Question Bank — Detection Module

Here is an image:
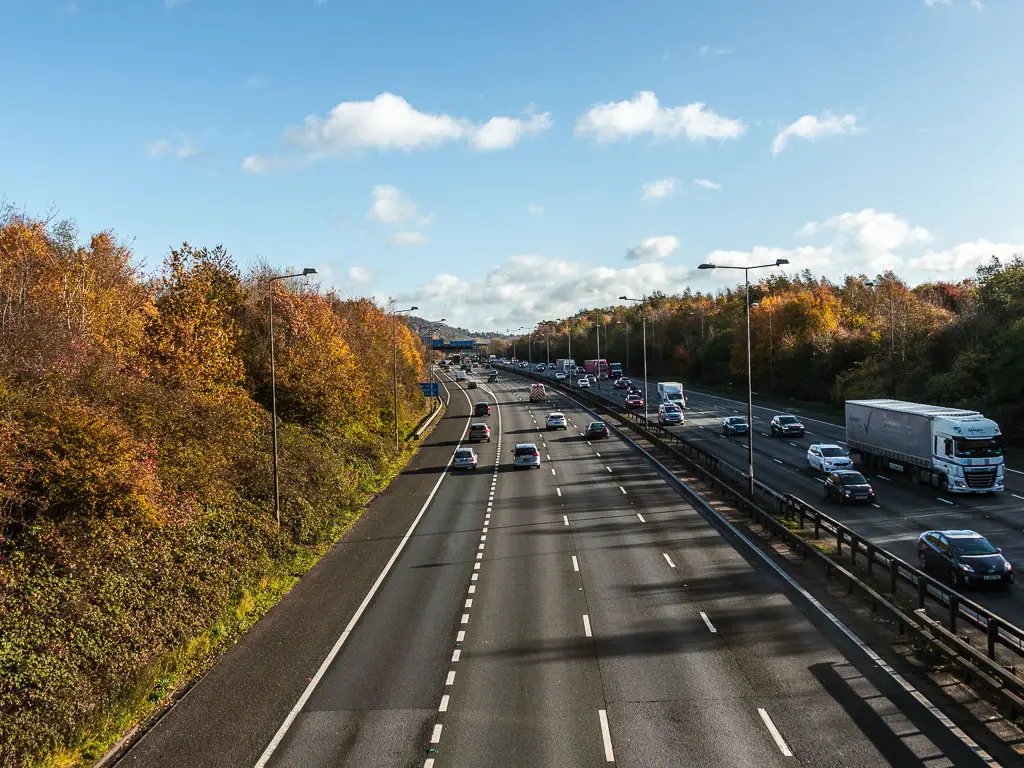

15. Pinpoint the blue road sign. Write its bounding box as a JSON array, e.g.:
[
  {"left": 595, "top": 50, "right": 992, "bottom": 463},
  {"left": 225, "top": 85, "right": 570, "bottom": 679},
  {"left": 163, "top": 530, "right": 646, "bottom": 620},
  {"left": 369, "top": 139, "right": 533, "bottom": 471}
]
[{"left": 419, "top": 382, "right": 440, "bottom": 397}]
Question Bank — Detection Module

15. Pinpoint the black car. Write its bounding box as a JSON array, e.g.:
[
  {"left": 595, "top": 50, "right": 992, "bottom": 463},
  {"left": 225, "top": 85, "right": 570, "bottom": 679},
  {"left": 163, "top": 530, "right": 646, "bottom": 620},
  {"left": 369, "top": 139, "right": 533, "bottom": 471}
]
[
  {"left": 770, "top": 414, "right": 805, "bottom": 438},
  {"left": 918, "top": 529, "right": 1013, "bottom": 587},
  {"left": 474, "top": 401, "right": 490, "bottom": 417},
  {"left": 586, "top": 421, "right": 610, "bottom": 439},
  {"left": 722, "top": 416, "right": 749, "bottom": 436},
  {"left": 823, "top": 470, "right": 875, "bottom": 504}
]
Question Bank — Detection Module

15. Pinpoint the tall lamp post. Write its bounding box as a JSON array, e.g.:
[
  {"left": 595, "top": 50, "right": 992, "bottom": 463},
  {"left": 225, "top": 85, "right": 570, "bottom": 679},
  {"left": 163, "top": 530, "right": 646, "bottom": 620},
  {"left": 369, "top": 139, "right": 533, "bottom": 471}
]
[
  {"left": 617, "top": 320, "right": 629, "bottom": 375},
  {"left": 269, "top": 267, "right": 318, "bottom": 525},
  {"left": 865, "top": 280, "right": 898, "bottom": 398},
  {"left": 393, "top": 304, "right": 419, "bottom": 449},
  {"left": 698, "top": 259, "right": 789, "bottom": 498},
  {"left": 619, "top": 295, "right": 649, "bottom": 419},
  {"left": 430, "top": 317, "right": 447, "bottom": 408}
]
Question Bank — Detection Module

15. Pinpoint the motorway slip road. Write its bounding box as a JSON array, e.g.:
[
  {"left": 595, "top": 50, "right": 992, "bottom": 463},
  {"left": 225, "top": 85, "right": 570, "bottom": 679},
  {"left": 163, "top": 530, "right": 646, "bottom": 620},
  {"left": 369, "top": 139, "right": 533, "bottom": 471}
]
[{"left": 120, "top": 367, "right": 1000, "bottom": 767}]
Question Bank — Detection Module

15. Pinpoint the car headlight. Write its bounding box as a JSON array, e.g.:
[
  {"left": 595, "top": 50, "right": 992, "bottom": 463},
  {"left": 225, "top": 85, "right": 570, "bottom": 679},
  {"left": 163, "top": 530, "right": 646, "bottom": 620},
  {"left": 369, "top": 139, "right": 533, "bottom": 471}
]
[
  {"left": 1005, "top": 562, "right": 1013, "bottom": 572},
  {"left": 961, "top": 563, "right": 974, "bottom": 573}
]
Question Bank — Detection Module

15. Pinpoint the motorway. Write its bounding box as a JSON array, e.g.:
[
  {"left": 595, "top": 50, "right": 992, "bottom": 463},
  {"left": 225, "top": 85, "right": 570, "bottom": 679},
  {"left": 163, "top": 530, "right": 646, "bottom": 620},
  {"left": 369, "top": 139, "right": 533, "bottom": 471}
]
[
  {"left": 526, "top": 364, "right": 1024, "bottom": 630},
  {"left": 120, "top": 362, "right": 1004, "bottom": 767}
]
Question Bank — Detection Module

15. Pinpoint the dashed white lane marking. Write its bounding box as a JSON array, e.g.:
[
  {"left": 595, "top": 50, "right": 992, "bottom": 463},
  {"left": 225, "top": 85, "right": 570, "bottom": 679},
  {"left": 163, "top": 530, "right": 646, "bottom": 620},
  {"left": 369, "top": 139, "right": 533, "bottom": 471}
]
[
  {"left": 606, "top": 467, "right": 613, "bottom": 473},
  {"left": 583, "top": 614, "right": 593, "bottom": 637},
  {"left": 474, "top": 562, "right": 481, "bottom": 570},
  {"left": 451, "top": 649, "right": 461, "bottom": 662},
  {"left": 468, "top": 584, "right": 476, "bottom": 594},
  {"left": 476, "top": 552, "right": 483, "bottom": 560},
  {"left": 464, "top": 598, "right": 473, "bottom": 608},
  {"left": 478, "top": 544, "right": 485, "bottom": 551},
  {"left": 758, "top": 708, "right": 793, "bottom": 757},
  {"left": 872, "top": 503, "right": 881, "bottom": 508},
  {"left": 457, "top": 630, "right": 466, "bottom": 642},
  {"left": 471, "top": 572, "right": 478, "bottom": 582},
  {"left": 439, "top": 695, "right": 450, "bottom": 712},
  {"left": 598, "top": 709, "right": 615, "bottom": 762},
  {"left": 700, "top": 611, "right": 718, "bottom": 633},
  {"left": 445, "top": 671, "right": 456, "bottom": 685},
  {"left": 461, "top": 613, "right": 470, "bottom": 624},
  {"left": 773, "top": 458, "right": 783, "bottom": 465},
  {"left": 636, "top": 512, "right": 646, "bottom": 523},
  {"left": 551, "top": 467, "right": 556, "bottom": 475},
  {"left": 547, "top": 454, "right": 551, "bottom": 460},
  {"left": 563, "top": 514, "right": 570, "bottom": 526},
  {"left": 663, "top": 553, "right": 677, "bottom": 569},
  {"left": 430, "top": 724, "right": 443, "bottom": 744},
  {"left": 595, "top": 451, "right": 601, "bottom": 457},
  {"left": 619, "top": 486, "right": 626, "bottom": 494},
  {"left": 789, "top": 442, "right": 798, "bottom": 448},
  {"left": 557, "top": 487, "right": 562, "bottom": 497},
  {"left": 877, "top": 474, "right": 891, "bottom": 481},
  {"left": 572, "top": 555, "right": 580, "bottom": 572},
  {"left": 937, "top": 497, "right": 954, "bottom": 505}
]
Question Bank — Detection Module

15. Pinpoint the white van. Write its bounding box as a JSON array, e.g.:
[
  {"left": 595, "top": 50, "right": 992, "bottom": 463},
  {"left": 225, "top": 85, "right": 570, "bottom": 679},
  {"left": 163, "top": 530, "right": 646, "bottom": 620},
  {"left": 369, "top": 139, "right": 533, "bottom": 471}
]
[{"left": 455, "top": 370, "right": 466, "bottom": 381}]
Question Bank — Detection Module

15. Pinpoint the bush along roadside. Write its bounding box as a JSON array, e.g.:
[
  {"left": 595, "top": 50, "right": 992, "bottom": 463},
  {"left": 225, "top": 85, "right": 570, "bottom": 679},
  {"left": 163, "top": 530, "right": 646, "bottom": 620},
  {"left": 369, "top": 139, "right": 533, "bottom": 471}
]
[{"left": 0, "top": 212, "right": 430, "bottom": 767}]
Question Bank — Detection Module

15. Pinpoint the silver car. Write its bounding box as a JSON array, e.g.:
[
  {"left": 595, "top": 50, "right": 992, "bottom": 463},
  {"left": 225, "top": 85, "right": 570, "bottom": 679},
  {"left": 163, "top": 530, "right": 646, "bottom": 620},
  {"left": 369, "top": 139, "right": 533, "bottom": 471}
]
[
  {"left": 807, "top": 444, "right": 854, "bottom": 473},
  {"left": 513, "top": 443, "right": 541, "bottom": 469},
  {"left": 453, "top": 447, "right": 478, "bottom": 470}
]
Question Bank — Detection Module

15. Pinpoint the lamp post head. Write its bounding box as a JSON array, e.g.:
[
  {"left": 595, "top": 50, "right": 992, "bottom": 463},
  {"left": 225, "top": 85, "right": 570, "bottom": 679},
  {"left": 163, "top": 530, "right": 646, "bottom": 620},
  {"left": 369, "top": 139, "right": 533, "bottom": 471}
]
[
  {"left": 618, "top": 295, "right": 627, "bottom": 300},
  {"left": 698, "top": 263, "right": 715, "bottom": 270},
  {"left": 411, "top": 306, "right": 419, "bottom": 311},
  {"left": 302, "top": 267, "right": 317, "bottom": 276},
  {"left": 775, "top": 259, "right": 789, "bottom": 266}
]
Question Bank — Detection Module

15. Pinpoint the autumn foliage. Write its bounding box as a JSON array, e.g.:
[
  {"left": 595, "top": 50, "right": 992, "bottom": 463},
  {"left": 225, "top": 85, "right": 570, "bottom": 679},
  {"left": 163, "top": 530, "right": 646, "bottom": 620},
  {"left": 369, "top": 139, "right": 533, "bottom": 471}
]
[
  {"left": 0, "top": 212, "right": 427, "bottom": 765},
  {"left": 506, "top": 263, "right": 1024, "bottom": 434}
]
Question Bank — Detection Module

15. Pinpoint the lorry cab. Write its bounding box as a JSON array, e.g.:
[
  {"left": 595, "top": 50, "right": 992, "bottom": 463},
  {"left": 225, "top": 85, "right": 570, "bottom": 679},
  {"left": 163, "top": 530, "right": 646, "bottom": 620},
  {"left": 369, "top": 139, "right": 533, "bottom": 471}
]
[{"left": 932, "top": 414, "right": 1004, "bottom": 492}]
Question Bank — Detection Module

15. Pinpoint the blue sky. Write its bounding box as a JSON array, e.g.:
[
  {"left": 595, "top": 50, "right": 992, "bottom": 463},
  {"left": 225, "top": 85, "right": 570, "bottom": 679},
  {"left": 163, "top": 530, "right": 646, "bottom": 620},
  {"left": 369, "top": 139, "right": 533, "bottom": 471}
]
[{"left": 2, "top": 0, "right": 1022, "bottom": 331}]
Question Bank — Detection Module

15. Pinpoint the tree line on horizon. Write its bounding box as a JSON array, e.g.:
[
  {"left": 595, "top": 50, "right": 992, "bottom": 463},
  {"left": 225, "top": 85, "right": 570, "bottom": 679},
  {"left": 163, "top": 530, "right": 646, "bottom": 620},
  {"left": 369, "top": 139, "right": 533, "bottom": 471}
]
[
  {"left": 0, "top": 210, "right": 428, "bottom": 765},
  {"left": 494, "top": 260, "right": 1024, "bottom": 430}
]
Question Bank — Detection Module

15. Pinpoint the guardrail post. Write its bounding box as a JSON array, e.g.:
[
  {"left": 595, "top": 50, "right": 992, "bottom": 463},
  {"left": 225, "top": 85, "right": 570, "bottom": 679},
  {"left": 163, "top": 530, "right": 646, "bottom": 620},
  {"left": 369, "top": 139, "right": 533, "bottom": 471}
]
[
  {"left": 987, "top": 617, "right": 998, "bottom": 659},
  {"left": 814, "top": 516, "right": 821, "bottom": 539},
  {"left": 836, "top": 529, "right": 842, "bottom": 555},
  {"left": 918, "top": 577, "right": 927, "bottom": 609},
  {"left": 866, "top": 544, "right": 874, "bottom": 578},
  {"left": 947, "top": 593, "right": 958, "bottom": 633},
  {"left": 797, "top": 504, "right": 805, "bottom": 530},
  {"left": 849, "top": 534, "right": 857, "bottom": 566},
  {"left": 889, "top": 560, "right": 898, "bottom": 594}
]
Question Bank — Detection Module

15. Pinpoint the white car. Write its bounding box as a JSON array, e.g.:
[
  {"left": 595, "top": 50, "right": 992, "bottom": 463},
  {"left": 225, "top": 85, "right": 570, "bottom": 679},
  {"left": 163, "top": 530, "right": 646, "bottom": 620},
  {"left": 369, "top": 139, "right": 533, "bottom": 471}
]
[
  {"left": 658, "top": 405, "right": 683, "bottom": 425},
  {"left": 807, "top": 444, "right": 854, "bottom": 473},
  {"left": 576, "top": 377, "right": 591, "bottom": 388},
  {"left": 545, "top": 412, "right": 568, "bottom": 430},
  {"left": 555, "top": 372, "right": 566, "bottom": 380}
]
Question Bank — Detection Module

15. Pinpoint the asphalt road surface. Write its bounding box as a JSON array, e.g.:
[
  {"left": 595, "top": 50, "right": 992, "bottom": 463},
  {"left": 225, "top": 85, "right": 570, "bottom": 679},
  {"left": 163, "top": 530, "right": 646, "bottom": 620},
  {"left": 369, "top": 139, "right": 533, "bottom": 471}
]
[{"left": 118, "top": 364, "right": 1002, "bottom": 767}]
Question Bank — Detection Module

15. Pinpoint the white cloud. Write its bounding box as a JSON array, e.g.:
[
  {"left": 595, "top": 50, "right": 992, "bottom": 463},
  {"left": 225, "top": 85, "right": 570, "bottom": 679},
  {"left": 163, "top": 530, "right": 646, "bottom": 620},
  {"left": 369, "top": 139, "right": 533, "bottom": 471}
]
[
  {"left": 367, "top": 185, "right": 430, "bottom": 227},
  {"left": 470, "top": 110, "right": 552, "bottom": 151},
  {"left": 241, "top": 154, "right": 303, "bottom": 174},
  {"left": 699, "top": 45, "right": 735, "bottom": 56},
  {"left": 909, "top": 240, "right": 1021, "bottom": 272},
  {"left": 625, "top": 235, "right": 680, "bottom": 262},
  {"left": 772, "top": 113, "right": 860, "bottom": 155},
  {"left": 278, "top": 92, "right": 550, "bottom": 156},
  {"left": 526, "top": 204, "right": 544, "bottom": 214},
  {"left": 388, "top": 231, "right": 428, "bottom": 246},
  {"left": 642, "top": 178, "right": 676, "bottom": 200},
  {"left": 925, "top": 0, "right": 981, "bottom": 7},
  {"left": 347, "top": 266, "right": 373, "bottom": 283},
  {"left": 694, "top": 178, "right": 721, "bottom": 190},
  {"left": 795, "top": 221, "right": 818, "bottom": 237},
  {"left": 397, "top": 254, "right": 693, "bottom": 328},
  {"left": 574, "top": 91, "right": 746, "bottom": 143},
  {"left": 146, "top": 133, "right": 202, "bottom": 160}
]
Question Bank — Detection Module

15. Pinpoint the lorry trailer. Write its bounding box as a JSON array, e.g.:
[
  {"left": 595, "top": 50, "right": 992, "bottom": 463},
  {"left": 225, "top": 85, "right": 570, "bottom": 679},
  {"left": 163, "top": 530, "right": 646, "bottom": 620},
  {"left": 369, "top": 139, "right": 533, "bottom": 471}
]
[{"left": 845, "top": 399, "right": 1004, "bottom": 493}]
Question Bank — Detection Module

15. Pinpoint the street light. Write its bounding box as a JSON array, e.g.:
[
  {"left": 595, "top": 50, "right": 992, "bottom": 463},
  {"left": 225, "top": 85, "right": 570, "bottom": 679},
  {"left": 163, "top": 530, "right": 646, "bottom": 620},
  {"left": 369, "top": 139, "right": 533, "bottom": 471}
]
[
  {"left": 393, "top": 304, "right": 419, "bottom": 449},
  {"left": 865, "top": 280, "right": 898, "bottom": 397},
  {"left": 616, "top": 320, "right": 629, "bottom": 375},
  {"left": 268, "top": 267, "right": 317, "bottom": 526},
  {"left": 430, "top": 317, "right": 447, "bottom": 409},
  {"left": 698, "top": 258, "right": 789, "bottom": 498},
  {"left": 620, "top": 295, "right": 649, "bottom": 419}
]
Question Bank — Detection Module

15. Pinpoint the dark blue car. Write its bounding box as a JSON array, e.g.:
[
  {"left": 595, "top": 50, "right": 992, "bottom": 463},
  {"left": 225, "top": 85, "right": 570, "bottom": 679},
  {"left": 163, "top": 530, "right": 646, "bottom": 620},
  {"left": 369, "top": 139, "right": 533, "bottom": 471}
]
[{"left": 722, "top": 416, "right": 749, "bottom": 436}]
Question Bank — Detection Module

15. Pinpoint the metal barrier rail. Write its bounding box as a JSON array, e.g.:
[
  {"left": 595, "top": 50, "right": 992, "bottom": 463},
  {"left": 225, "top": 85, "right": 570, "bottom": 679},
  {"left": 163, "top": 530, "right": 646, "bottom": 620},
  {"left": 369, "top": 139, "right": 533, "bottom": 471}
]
[{"left": 512, "top": 367, "right": 1024, "bottom": 668}]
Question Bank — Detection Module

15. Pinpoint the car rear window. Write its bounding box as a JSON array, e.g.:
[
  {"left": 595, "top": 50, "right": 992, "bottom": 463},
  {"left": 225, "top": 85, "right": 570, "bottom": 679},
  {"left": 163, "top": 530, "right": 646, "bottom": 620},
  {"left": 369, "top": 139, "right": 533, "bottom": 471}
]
[
  {"left": 840, "top": 472, "right": 868, "bottom": 485},
  {"left": 515, "top": 445, "right": 537, "bottom": 456},
  {"left": 455, "top": 449, "right": 472, "bottom": 458}
]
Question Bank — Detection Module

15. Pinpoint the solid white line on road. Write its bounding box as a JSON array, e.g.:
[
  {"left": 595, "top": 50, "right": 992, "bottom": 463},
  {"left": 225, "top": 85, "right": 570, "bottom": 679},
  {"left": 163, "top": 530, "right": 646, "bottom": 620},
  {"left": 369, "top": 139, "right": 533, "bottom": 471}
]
[
  {"left": 461, "top": 613, "right": 470, "bottom": 624},
  {"left": 451, "top": 649, "right": 461, "bottom": 662},
  {"left": 620, "top": 486, "right": 627, "bottom": 494},
  {"left": 557, "top": 487, "right": 562, "bottom": 497},
  {"left": 572, "top": 555, "right": 580, "bottom": 572},
  {"left": 563, "top": 514, "right": 570, "bottom": 526},
  {"left": 700, "top": 611, "right": 718, "bottom": 633},
  {"left": 446, "top": 671, "right": 456, "bottom": 685},
  {"left": 937, "top": 497, "right": 954, "bottom": 505},
  {"left": 637, "top": 513, "right": 646, "bottom": 523},
  {"left": 1008, "top": 467, "right": 1024, "bottom": 475},
  {"left": 464, "top": 599, "right": 473, "bottom": 608},
  {"left": 439, "top": 695, "right": 450, "bottom": 712},
  {"left": 663, "top": 553, "right": 676, "bottom": 569},
  {"left": 1013, "top": 494, "right": 1024, "bottom": 501},
  {"left": 457, "top": 630, "right": 465, "bottom": 642},
  {"left": 598, "top": 709, "right": 615, "bottom": 762},
  {"left": 758, "top": 708, "right": 793, "bottom": 757},
  {"left": 583, "top": 614, "right": 593, "bottom": 637},
  {"left": 430, "top": 724, "right": 443, "bottom": 745},
  {"left": 877, "top": 474, "right": 891, "bottom": 481},
  {"left": 773, "top": 458, "right": 784, "bottom": 464}
]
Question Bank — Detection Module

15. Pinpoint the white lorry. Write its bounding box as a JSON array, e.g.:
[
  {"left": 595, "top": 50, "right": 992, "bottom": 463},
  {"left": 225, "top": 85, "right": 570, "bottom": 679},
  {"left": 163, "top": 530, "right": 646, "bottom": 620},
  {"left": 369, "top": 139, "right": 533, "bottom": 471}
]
[
  {"left": 845, "top": 399, "right": 1004, "bottom": 494},
  {"left": 657, "top": 382, "right": 686, "bottom": 409},
  {"left": 455, "top": 370, "right": 466, "bottom": 382}
]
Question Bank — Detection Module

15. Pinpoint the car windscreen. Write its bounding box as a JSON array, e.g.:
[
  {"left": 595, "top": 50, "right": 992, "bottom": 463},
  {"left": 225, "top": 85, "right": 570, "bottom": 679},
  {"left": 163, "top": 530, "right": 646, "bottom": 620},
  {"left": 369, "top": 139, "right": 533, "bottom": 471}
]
[
  {"left": 821, "top": 447, "right": 847, "bottom": 457},
  {"left": 839, "top": 473, "right": 868, "bottom": 486},
  {"left": 726, "top": 417, "right": 747, "bottom": 425},
  {"left": 955, "top": 437, "right": 1003, "bottom": 459},
  {"left": 777, "top": 416, "right": 799, "bottom": 424},
  {"left": 951, "top": 537, "right": 998, "bottom": 556},
  {"left": 515, "top": 446, "right": 536, "bottom": 456},
  {"left": 455, "top": 450, "right": 472, "bottom": 458}
]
